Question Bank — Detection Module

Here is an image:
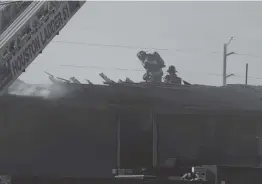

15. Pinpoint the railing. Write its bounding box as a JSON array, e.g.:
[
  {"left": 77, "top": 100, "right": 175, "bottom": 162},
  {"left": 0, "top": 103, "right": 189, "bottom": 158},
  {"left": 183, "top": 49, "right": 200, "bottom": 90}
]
[
  {"left": 0, "top": 1, "right": 85, "bottom": 94},
  {"left": 0, "top": 2, "right": 61, "bottom": 90},
  {"left": 68, "top": 1, "right": 80, "bottom": 14},
  {"left": 0, "top": 2, "right": 32, "bottom": 35},
  {"left": 1, "top": 2, "right": 62, "bottom": 64}
]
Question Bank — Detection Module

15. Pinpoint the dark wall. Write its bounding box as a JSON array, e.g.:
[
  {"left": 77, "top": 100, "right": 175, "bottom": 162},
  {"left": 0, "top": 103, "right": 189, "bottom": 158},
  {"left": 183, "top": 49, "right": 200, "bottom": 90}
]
[
  {"left": 1, "top": 94, "right": 262, "bottom": 178},
  {"left": 119, "top": 112, "right": 152, "bottom": 169},
  {"left": 218, "top": 166, "right": 262, "bottom": 184},
  {"left": 0, "top": 97, "right": 117, "bottom": 178},
  {"left": 157, "top": 114, "right": 260, "bottom": 167}
]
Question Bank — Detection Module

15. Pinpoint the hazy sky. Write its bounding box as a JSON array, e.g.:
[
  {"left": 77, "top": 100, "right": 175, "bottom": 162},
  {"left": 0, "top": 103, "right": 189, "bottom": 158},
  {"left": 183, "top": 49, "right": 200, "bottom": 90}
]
[{"left": 19, "top": 1, "right": 262, "bottom": 86}]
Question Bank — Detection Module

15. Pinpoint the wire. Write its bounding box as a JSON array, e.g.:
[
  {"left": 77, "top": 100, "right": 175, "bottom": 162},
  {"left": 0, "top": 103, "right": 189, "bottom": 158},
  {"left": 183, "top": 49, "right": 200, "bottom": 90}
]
[
  {"left": 234, "top": 53, "right": 262, "bottom": 59},
  {"left": 51, "top": 40, "right": 262, "bottom": 80},
  {"left": 52, "top": 40, "right": 169, "bottom": 51},
  {"left": 59, "top": 64, "right": 262, "bottom": 80},
  {"left": 52, "top": 40, "right": 262, "bottom": 60},
  {"left": 52, "top": 40, "right": 213, "bottom": 53},
  {"left": 60, "top": 64, "right": 144, "bottom": 71}
]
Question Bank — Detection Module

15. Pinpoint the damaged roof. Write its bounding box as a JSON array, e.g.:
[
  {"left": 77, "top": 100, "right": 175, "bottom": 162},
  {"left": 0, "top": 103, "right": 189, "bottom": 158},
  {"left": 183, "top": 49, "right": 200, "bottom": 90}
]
[
  {"left": 5, "top": 78, "right": 262, "bottom": 115},
  {"left": 41, "top": 82, "right": 262, "bottom": 115}
]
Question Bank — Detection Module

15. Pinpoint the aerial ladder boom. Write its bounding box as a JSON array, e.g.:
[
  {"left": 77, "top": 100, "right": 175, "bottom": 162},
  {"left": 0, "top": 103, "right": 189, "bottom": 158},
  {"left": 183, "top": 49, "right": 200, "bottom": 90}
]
[
  {"left": 0, "top": 1, "right": 85, "bottom": 95},
  {"left": 0, "top": 2, "right": 45, "bottom": 57},
  {"left": 0, "top": 1, "right": 32, "bottom": 35}
]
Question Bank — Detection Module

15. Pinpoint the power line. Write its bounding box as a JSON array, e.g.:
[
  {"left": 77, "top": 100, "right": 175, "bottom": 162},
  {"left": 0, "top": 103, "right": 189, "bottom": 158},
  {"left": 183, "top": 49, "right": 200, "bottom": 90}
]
[
  {"left": 59, "top": 64, "right": 262, "bottom": 80},
  {"left": 52, "top": 40, "right": 262, "bottom": 60},
  {"left": 52, "top": 40, "right": 169, "bottom": 51},
  {"left": 51, "top": 40, "right": 262, "bottom": 80},
  {"left": 234, "top": 53, "right": 262, "bottom": 59},
  {"left": 52, "top": 40, "right": 215, "bottom": 53},
  {"left": 60, "top": 64, "right": 144, "bottom": 71}
]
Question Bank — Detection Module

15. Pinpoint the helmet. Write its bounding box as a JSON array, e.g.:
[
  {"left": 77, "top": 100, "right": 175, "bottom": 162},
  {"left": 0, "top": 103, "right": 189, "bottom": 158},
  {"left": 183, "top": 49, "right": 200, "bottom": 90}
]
[
  {"left": 167, "top": 65, "right": 177, "bottom": 73},
  {"left": 137, "top": 51, "right": 147, "bottom": 61}
]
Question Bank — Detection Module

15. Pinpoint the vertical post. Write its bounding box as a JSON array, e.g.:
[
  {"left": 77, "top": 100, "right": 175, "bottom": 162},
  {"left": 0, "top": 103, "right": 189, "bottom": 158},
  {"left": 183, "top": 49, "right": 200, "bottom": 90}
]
[
  {"left": 116, "top": 115, "right": 121, "bottom": 169},
  {"left": 151, "top": 112, "right": 158, "bottom": 168},
  {"left": 245, "top": 63, "right": 248, "bottom": 85},
  {"left": 256, "top": 136, "right": 260, "bottom": 166},
  {"left": 223, "top": 43, "right": 227, "bottom": 86}
]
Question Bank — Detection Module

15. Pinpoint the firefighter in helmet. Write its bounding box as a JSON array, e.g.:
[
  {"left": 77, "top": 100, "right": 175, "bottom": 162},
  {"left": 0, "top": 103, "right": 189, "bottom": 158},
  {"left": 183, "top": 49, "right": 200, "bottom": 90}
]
[
  {"left": 164, "top": 65, "right": 181, "bottom": 84},
  {"left": 137, "top": 51, "right": 165, "bottom": 83}
]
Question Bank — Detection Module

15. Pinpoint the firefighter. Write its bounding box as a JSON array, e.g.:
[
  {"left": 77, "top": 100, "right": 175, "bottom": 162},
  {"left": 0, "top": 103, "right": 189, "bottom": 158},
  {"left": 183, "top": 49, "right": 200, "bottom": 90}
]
[
  {"left": 164, "top": 65, "right": 181, "bottom": 84},
  {"left": 137, "top": 51, "right": 165, "bottom": 83}
]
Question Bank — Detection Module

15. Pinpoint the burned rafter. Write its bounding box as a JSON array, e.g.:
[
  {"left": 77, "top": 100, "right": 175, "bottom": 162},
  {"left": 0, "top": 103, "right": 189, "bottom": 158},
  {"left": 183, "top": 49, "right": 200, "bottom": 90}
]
[
  {"left": 125, "top": 77, "right": 134, "bottom": 83},
  {"left": 70, "top": 77, "right": 82, "bottom": 84},
  {"left": 99, "top": 73, "right": 116, "bottom": 84},
  {"left": 85, "top": 79, "right": 93, "bottom": 85}
]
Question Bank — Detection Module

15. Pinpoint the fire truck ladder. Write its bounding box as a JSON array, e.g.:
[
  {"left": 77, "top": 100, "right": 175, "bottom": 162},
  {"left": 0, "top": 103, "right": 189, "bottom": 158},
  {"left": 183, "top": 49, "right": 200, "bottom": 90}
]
[
  {"left": 0, "top": 1, "right": 33, "bottom": 35},
  {"left": 0, "top": 1, "right": 86, "bottom": 95}
]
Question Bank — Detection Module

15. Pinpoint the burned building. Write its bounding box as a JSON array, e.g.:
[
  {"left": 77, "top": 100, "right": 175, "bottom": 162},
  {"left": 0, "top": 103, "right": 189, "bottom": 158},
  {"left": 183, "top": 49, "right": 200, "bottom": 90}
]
[{"left": 0, "top": 81, "right": 262, "bottom": 181}]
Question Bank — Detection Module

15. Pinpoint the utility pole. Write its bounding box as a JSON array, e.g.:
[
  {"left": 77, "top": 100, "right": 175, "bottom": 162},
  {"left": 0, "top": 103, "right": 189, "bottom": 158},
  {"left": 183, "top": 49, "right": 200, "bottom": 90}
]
[
  {"left": 222, "top": 37, "right": 235, "bottom": 86},
  {"left": 245, "top": 63, "right": 248, "bottom": 85},
  {"left": 151, "top": 112, "right": 158, "bottom": 168},
  {"left": 116, "top": 115, "right": 121, "bottom": 169},
  {"left": 223, "top": 43, "right": 227, "bottom": 86}
]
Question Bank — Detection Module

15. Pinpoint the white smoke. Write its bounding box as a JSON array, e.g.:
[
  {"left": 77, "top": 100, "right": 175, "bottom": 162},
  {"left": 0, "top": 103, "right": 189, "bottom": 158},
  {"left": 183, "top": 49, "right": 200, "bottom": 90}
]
[
  {"left": 8, "top": 79, "right": 52, "bottom": 98},
  {"left": 8, "top": 79, "right": 76, "bottom": 99}
]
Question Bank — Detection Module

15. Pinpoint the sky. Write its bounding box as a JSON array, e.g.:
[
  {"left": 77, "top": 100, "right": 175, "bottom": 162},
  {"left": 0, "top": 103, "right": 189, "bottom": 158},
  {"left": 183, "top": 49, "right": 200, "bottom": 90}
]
[{"left": 19, "top": 1, "right": 262, "bottom": 86}]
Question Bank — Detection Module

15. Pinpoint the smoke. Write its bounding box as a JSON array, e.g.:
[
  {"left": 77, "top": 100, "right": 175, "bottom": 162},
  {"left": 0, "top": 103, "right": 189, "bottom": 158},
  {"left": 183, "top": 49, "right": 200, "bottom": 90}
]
[
  {"left": 8, "top": 80, "right": 51, "bottom": 98},
  {"left": 8, "top": 79, "right": 69, "bottom": 99}
]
